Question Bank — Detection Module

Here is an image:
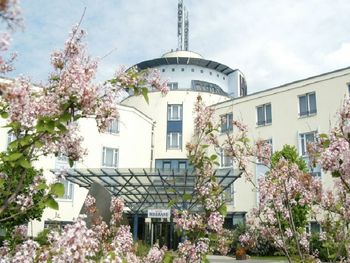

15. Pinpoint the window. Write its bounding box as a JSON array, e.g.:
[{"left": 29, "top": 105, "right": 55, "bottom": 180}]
[
  {"left": 306, "top": 222, "right": 321, "bottom": 234},
  {"left": 220, "top": 149, "right": 233, "bottom": 167},
  {"left": 167, "top": 104, "right": 182, "bottom": 121},
  {"left": 200, "top": 69, "right": 203, "bottom": 73},
  {"left": 167, "top": 132, "right": 182, "bottom": 149},
  {"left": 58, "top": 180, "right": 74, "bottom": 200},
  {"left": 217, "top": 74, "right": 219, "bottom": 77},
  {"left": 209, "top": 72, "right": 212, "bottom": 75},
  {"left": 299, "top": 92, "right": 317, "bottom": 117},
  {"left": 167, "top": 82, "right": 178, "bottom": 90},
  {"left": 172, "top": 68, "right": 175, "bottom": 72},
  {"left": 256, "top": 103, "right": 272, "bottom": 126},
  {"left": 181, "top": 68, "right": 185, "bottom": 72},
  {"left": 102, "top": 147, "right": 118, "bottom": 167},
  {"left": 299, "top": 131, "right": 316, "bottom": 156},
  {"left": 191, "top": 68, "right": 194, "bottom": 72},
  {"left": 223, "top": 77, "right": 225, "bottom": 80},
  {"left": 221, "top": 113, "right": 233, "bottom": 133},
  {"left": 107, "top": 119, "right": 119, "bottom": 134},
  {"left": 233, "top": 213, "right": 245, "bottom": 227},
  {"left": 7, "top": 132, "right": 17, "bottom": 145},
  {"left": 162, "top": 69, "right": 165, "bottom": 72},
  {"left": 178, "top": 161, "right": 187, "bottom": 170},
  {"left": 163, "top": 161, "right": 171, "bottom": 170}
]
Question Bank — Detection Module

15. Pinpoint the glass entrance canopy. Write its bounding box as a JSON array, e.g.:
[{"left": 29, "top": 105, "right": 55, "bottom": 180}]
[{"left": 58, "top": 168, "right": 241, "bottom": 214}]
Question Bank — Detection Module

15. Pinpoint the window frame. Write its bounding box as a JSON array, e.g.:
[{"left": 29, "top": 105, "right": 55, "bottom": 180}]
[
  {"left": 256, "top": 103, "right": 272, "bottom": 126},
  {"left": 299, "top": 131, "right": 317, "bottom": 157},
  {"left": 106, "top": 119, "right": 119, "bottom": 134},
  {"left": 166, "top": 132, "right": 182, "bottom": 149},
  {"left": 298, "top": 92, "right": 317, "bottom": 117},
  {"left": 220, "top": 148, "right": 233, "bottom": 167},
  {"left": 220, "top": 113, "right": 233, "bottom": 133},
  {"left": 167, "top": 104, "right": 182, "bottom": 121},
  {"left": 102, "top": 147, "right": 119, "bottom": 167},
  {"left": 56, "top": 180, "right": 74, "bottom": 201}
]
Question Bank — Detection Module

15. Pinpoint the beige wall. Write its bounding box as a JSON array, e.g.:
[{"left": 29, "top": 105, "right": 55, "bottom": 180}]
[{"left": 214, "top": 67, "right": 350, "bottom": 214}]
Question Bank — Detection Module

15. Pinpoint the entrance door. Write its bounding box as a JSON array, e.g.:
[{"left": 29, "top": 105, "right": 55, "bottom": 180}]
[{"left": 152, "top": 221, "right": 170, "bottom": 248}]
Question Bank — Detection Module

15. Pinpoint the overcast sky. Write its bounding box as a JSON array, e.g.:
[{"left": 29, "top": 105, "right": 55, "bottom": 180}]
[{"left": 5, "top": 0, "right": 350, "bottom": 93}]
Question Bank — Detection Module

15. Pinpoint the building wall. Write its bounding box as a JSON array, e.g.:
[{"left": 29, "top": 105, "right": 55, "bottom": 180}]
[
  {"left": 122, "top": 90, "right": 229, "bottom": 163},
  {"left": 213, "top": 67, "right": 350, "bottom": 214},
  {"left": 0, "top": 104, "right": 155, "bottom": 236}
]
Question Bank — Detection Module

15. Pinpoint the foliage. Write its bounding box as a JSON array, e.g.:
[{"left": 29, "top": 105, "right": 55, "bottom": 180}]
[
  {"left": 170, "top": 96, "right": 233, "bottom": 262},
  {"left": 135, "top": 240, "right": 151, "bottom": 257},
  {"left": 271, "top": 145, "right": 307, "bottom": 172}
]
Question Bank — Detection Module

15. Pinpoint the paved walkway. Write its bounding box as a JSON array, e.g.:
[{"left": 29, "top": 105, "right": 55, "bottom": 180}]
[{"left": 207, "top": 255, "right": 288, "bottom": 263}]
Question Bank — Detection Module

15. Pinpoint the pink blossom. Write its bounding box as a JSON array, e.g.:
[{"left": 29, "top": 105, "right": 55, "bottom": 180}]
[{"left": 207, "top": 212, "right": 224, "bottom": 233}]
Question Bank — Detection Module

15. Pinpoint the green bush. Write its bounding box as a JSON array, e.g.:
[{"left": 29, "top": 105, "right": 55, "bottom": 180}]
[{"left": 135, "top": 240, "right": 151, "bottom": 257}]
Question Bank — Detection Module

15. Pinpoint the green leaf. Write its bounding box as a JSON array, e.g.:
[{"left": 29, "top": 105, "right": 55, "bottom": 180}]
[
  {"left": 141, "top": 88, "right": 149, "bottom": 104},
  {"left": 210, "top": 154, "right": 217, "bottom": 161},
  {"left": 168, "top": 198, "right": 178, "bottom": 207},
  {"left": 59, "top": 112, "right": 71, "bottom": 122},
  {"left": 218, "top": 204, "right": 227, "bottom": 216},
  {"left": 332, "top": 171, "right": 341, "bottom": 177},
  {"left": 34, "top": 141, "right": 44, "bottom": 148},
  {"left": 51, "top": 182, "right": 65, "bottom": 197},
  {"left": 19, "top": 158, "right": 31, "bottom": 169},
  {"left": 182, "top": 193, "right": 192, "bottom": 201},
  {"left": 19, "top": 135, "right": 31, "bottom": 146},
  {"left": 1, "top": 111, "right": 8, "bottom": 118},
  {"left": 46, "top": 197, "right": 59, "bottom": 210},
  {"left": 8, "top": 140, "right": 18, "bottom": 150},
  {"left": 7, "top": 152, "right": 23, "bottom": 161},
  {"left": 36, "top": 182, "right": 47, "bottom": 191},
  {"left": 57, "top": 123, "right": 67, "bottom": 133},
  {"left": 319, "top": 133, "right": 328, "bottom": 139},
  {"left": 46, "top": 120, "right": 55, "bottom": 132},
  {"left": 322, "top": 139, "right": 330, "bottom": 148},
  {"left": 36, "top": 119, "right": 46, "bottom": 132}
]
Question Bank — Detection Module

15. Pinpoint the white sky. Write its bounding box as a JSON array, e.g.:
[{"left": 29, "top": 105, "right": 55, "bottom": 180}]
[{"left": 6, "top": 0, "right": 350, "bottom": 93}]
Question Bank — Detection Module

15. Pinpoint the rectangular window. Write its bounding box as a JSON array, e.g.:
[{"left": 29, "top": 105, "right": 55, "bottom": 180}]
[
  {"left": 167, "top": 82, "right": 178, "bottom": 90},
  {"left": 106, "top": 119, "right": 119, "bottom": 134},
  {"left": 306, "top": 222, "right": 321, "bottom": 234},
  {"left": 299, "top": 131, "right": 316, "bottom": 156},
  {"left": 220, "top": 149, "right": 233, "bottom": 167},
  {"left": 167, "top": 132, "right": 182, "bottom": 149},
  {"left": 299, "top": 92, "right": 317, "bottom": 117},
  {"left": 221, "top": 113, "right": 233, "bottom": 133},
  {"left": 163, "top": 161, "right": 171, "bottom": 170},
  {"left": 102, "top": 147, "right": 118, "bottom": 167},
  {"left": 178, "top": 161, "right": 187, "bottom": 170},
  {"left": 58, "top": 180, "right": 74, "bottom": 200},
  {"left": 256, "top": 103, "right": 272, "bottom": 126},
  {"left": 167, "top": 104, "right": 182, "bottom": 121},
  {"left": 348, "top": 83, "right": 350, "bottom": 95}
]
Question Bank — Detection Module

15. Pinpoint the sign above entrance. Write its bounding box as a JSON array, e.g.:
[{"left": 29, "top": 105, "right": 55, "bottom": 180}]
[{"left": 148, "top": 209, "right": 171, "bottom": 219}]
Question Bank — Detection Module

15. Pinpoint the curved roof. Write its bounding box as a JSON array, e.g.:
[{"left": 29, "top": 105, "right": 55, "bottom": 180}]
[{"left": 134, "top": 55, "right": 236, "bottom": 76}]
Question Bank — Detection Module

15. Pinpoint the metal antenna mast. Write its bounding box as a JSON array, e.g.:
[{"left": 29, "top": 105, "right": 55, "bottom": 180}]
[{"left": 177, "top": 0, "right": 189, "bottom": 51}]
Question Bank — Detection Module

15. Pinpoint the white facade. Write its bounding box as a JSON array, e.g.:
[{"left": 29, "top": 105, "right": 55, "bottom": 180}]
[
  {"left": 213, "top": 66, "right": 350, "bottom": 214},
  {"left": 2, "top": 51, "right": 350, "bottom": 235},
  {"left": 0, "top": 104, "right": 154, "bottom": 236}
]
